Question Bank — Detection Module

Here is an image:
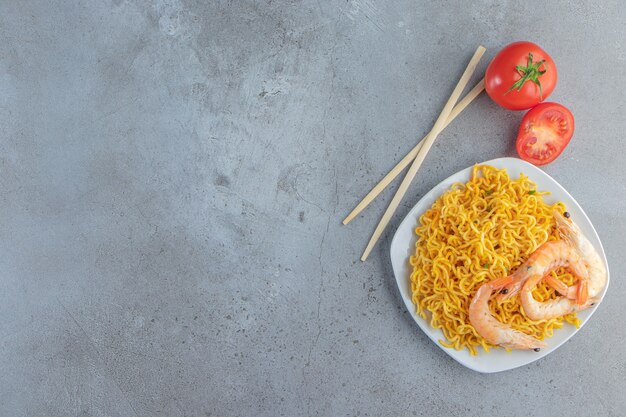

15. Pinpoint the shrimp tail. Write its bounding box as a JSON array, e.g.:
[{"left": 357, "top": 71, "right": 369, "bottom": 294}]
[
  {"left": 543, "top": 275, "right": 570, "bottom": 297},
  {"left": 576, "top": 279, "right": 589, "bottom": 305},
  {"left": 565, "top": 283, "right": 591, "bottom": 301}
]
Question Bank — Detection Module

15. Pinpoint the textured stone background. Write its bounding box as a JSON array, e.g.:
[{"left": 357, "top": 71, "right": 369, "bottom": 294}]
[{"left": 1, "top": 1, "right": 625, "bottom": 416}]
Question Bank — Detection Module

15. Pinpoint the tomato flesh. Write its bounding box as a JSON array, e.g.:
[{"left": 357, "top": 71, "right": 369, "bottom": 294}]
[{"left": 516, "top": 103, "right": 574, "bottom": 165}]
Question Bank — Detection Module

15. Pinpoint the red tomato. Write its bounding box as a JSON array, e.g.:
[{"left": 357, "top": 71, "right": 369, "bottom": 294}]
[
  {"left": 485, "top": 42, "right": 557, "bottom": 110},
  {"left": 516, "top": 102, "right": 574, "bottom": 165}
]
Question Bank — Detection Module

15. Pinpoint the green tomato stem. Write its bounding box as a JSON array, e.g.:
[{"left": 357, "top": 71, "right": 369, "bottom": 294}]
[{"left": 505, "top": 53, "right": 548, "bottom": 99}]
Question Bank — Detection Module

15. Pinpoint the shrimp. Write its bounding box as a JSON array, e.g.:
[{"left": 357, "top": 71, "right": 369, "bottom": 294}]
[
  {"left": 520, "top": 273, "right": 597, "bottom": 320},
  {"left": 469, "top": 276, "right": 546, "bottom": 350},
  {"left": 496, "top": 240, "right": 590, "bottom": 305},
  {"left": 518, "top": 212, "right": 607, "bottom": 320},
  {"left": 554, "top": 211, "right": 607, "bottom": 300}
]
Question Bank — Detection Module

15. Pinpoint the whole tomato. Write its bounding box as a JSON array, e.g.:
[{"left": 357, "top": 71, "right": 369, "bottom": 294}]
[{"left": 485, "top": 42, "right": 557, "bottom": 110}]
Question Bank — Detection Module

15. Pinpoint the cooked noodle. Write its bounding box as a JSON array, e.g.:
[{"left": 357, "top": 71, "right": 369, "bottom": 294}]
[{"left": 410, "top": 165, "right": 579, "bottom": 355}]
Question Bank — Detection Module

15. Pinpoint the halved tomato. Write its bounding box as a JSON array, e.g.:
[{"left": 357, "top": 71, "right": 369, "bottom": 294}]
[{"left": 516, "top": 102, "right": 574, "bottom": 166}]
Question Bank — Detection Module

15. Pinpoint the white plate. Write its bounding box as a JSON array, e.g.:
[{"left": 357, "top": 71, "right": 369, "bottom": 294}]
[{"left": 390, "top": 157, "right": 609, "bottom": 373}]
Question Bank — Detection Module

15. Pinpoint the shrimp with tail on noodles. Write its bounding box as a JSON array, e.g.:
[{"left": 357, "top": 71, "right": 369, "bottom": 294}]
[{"left": 469, "top": 276, "right": 546, "bottom": 350}]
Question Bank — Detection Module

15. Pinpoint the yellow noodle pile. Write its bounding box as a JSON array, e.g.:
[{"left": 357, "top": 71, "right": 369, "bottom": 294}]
[{"left": 410, "top": 165, "right": 580, "bottom": 355}]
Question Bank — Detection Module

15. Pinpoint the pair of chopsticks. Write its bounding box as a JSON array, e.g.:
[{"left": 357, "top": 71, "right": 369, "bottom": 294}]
[{"left": 343, "top": 46, "right": 487, "bottom": 261}]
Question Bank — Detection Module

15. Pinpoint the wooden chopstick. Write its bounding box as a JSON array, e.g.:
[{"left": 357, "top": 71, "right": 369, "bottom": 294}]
[
  {"left": 342, "top": 78, "right": 485, "bottom": 225},
  {"left": 361, "top": 46, "right": 486, "bottom": 261}
]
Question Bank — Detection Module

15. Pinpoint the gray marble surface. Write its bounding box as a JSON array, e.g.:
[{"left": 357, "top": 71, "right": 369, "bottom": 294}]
[{"left": 1, "top": 1, "right": 625, "bottom": 416}]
